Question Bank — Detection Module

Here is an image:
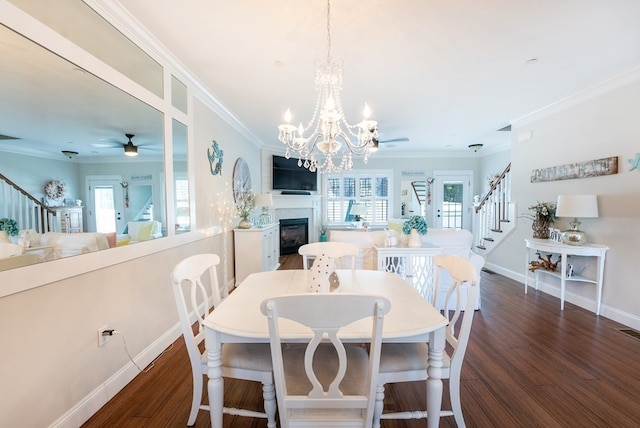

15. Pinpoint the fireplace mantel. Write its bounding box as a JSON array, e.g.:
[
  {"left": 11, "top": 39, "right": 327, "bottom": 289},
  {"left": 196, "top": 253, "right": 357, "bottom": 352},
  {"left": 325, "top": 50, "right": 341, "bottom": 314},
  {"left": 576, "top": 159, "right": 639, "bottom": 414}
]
[{"left": 271, "top": 194, "right": 321, "bottom": 243}]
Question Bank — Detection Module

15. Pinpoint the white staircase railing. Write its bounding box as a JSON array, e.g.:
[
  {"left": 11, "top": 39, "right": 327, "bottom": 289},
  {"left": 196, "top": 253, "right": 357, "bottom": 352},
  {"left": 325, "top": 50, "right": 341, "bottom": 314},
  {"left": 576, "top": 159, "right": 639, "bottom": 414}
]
[
  {"left": 473, "top": 163, "right": 514, "bottom": 257},
  {"left": 1, "top": 173, "right": 58, "bottom": 234}
]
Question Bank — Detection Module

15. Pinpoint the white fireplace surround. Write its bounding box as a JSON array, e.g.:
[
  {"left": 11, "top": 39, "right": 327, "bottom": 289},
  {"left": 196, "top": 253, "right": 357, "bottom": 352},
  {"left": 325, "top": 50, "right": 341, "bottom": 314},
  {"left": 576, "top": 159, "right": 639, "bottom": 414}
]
[{"left": 270, "top": 194, "right": 322, "bottom": 243}]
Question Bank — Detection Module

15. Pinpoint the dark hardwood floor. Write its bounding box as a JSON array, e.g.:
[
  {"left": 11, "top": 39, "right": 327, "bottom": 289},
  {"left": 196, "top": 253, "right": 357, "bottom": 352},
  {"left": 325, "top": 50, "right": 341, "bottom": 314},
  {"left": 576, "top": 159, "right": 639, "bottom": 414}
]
[{"left": 83, "top": 255, "right": 640, "bottom": 427}]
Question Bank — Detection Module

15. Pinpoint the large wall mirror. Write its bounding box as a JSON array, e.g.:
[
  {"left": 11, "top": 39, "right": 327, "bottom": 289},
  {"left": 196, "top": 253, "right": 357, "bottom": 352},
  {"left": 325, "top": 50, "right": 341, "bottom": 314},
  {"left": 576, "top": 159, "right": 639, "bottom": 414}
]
[{"left": 0, "top": 2, "right": 170, "bottom": 271}]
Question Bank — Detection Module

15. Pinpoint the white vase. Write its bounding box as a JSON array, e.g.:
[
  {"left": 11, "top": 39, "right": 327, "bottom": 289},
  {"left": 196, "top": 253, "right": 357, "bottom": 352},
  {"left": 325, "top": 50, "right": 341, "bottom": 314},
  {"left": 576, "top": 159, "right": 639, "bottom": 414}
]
[{"left": 408, "top": 228, "right": 422, "bottom": 247}]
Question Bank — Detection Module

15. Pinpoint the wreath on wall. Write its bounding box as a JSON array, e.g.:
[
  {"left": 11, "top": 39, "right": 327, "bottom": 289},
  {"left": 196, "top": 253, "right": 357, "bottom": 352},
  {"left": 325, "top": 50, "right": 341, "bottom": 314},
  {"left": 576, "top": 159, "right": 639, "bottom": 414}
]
[{"left": 44, "top": 180, "right": 68, "bottom": 200}]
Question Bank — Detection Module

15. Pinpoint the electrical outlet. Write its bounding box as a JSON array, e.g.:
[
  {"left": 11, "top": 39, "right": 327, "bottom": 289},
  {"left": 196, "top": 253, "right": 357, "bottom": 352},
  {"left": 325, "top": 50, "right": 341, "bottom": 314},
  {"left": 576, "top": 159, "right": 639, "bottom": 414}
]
[{"left": 98, "top": 325, "right": 110, "bottom": 347}]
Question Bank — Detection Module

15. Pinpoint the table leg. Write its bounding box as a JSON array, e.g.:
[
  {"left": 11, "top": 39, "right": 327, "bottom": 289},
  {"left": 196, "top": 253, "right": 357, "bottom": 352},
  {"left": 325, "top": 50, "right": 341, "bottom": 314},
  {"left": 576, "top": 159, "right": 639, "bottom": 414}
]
[
  {"left": 205, "top": 330, "right": 224, "bottom": 427},
  {"left": 525, "top": 248, "right": 530, "bottom": 294},
  {"left": 560, "top": 252, "right": 567, "bottom": 311},
  {"left": 427, "top": 327, "right": 445, "bottom": 428},
  {"left": 596, "top": 253, "right": 606, "bottom": 315}
]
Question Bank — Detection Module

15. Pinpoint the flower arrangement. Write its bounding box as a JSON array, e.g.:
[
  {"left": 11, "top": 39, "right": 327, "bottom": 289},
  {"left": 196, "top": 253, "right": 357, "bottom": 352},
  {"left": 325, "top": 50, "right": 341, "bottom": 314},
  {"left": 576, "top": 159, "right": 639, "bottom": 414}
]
[
  {"left": 0, "top": 218, "right": 19, "bottom": 237},
  {"left": 524, "top": 201, "right": 556, "bottom": 223},
  {"left": 402, "top": 215, "right": 428, "bottom": 235},
  {"left": 44, "top": 179, "right": 68, "bottom": 200},
  {"left": 236, "top": 191, "right": 255, "bottom": 220}
]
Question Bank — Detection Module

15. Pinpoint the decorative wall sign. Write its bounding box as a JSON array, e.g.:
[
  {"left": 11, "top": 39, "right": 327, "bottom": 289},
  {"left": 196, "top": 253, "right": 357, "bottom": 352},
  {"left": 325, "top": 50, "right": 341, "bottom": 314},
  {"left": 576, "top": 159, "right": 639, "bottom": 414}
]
[
  {"left": 628, "top": 153, "right": 640, "bottom": 172},
  {"left": 530, "top": 156, "right": 618, "bottom": 183},
  {"left": 401, "top": 170, "right": 425, "bottom": 178},
  {"left": 129, "top": 174, "right": 152, "bottom": 181},
  {"left": 208, "top": 140, "right": 224, "bottom": 175}
]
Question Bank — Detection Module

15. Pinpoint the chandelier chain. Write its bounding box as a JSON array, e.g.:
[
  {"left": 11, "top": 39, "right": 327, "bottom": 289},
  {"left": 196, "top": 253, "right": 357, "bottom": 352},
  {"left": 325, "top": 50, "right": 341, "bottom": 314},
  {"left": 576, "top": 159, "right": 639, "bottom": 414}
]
[
  {"left": 277, "top": 0, "right": 377, "bottom": 173},
  {"left": 326, "top": 0, "right": 332, "bottom": 64}
]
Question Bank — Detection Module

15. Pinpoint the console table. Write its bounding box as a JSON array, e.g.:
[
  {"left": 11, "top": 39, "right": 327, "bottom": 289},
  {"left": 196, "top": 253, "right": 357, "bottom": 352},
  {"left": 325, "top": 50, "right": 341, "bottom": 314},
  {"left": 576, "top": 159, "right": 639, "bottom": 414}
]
[
  {"left": 373, "top": 243, "right": 441, "bottom": 302},
  {"left": 525, "top": 238, "right": 608, "bottom": 315}
]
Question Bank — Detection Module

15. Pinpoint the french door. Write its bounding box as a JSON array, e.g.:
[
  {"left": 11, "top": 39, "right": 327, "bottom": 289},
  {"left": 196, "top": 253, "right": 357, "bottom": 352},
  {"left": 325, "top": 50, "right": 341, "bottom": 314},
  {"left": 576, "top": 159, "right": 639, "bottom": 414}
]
[
  {"left": 85, "top": 176, "right": 125, "bottom": 234},
  {"left": 432, "top": 171, "right": 473, "bottom": 231}
]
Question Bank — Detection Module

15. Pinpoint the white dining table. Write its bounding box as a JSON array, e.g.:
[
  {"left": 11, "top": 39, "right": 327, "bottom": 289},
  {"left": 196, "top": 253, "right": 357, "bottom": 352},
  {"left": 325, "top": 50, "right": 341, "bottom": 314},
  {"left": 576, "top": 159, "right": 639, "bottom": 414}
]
[{"left": 203, "top": 269, "right": 448, "bottom": 428}]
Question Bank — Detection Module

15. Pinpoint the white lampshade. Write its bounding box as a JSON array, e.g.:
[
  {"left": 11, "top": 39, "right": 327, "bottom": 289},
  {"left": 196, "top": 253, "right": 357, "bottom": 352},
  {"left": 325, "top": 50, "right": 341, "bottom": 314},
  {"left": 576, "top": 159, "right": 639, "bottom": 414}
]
[
  {"left": 254, "top": 193, "right": 274, "bottom": 207},
  {"left": 556, "top": 194, "right": 598, "bottom": 246},
  {"left": 556, "top": 195, "right": 598, "bottom": 218},
  {"left": 350, "top": 203, "right": 367, "bottom": 216}
]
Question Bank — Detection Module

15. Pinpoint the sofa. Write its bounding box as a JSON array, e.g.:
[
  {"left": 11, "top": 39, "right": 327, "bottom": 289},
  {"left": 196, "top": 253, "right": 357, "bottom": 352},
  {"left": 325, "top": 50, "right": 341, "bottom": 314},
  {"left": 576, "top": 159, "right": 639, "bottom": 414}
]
[
  {"left": 33, "top": 232, "right": 110, "bottom": 260},
  {"left": 328, "top": 227, "right": 485, "bottom": 309}
]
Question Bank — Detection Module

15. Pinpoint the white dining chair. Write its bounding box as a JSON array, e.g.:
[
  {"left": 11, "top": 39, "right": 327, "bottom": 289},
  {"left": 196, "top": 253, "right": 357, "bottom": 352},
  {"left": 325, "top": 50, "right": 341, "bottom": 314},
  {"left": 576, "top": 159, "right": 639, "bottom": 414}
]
[
  {"left": 372, "top": 254, "right": 480, "bottom": 428},
  {"left": 171, "top": 253, "right": 276, "bottom": 427},
  {"left": 298, "top": 241, "right": 359, "bottom": 270},
  {"left": 261, "top": 293, "right": 391, "bottom": 428}
]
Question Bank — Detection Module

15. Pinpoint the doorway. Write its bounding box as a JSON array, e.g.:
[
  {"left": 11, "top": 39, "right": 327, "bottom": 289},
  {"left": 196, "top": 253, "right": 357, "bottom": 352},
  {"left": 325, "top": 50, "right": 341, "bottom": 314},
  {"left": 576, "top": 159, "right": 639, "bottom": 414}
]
[
  {"left": 85, "top": 176, "right": 125, "bottom": 234},
  {"left": 432, "top": 171, "right": 473, "bottom": 230}
]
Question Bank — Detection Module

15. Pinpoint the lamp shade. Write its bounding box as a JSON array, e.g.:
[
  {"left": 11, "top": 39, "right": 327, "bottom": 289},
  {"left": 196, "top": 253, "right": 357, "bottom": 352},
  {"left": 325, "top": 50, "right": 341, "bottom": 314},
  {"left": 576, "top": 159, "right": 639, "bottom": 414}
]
[
  {"left": 556, "top": 195, "right": 599, "bottom": 218},
  {"left": 254, "top": 193, "right": 273, "bottom": 207},
  {"left": 350, "top": 203, "right": 367, "bottom": 216}
]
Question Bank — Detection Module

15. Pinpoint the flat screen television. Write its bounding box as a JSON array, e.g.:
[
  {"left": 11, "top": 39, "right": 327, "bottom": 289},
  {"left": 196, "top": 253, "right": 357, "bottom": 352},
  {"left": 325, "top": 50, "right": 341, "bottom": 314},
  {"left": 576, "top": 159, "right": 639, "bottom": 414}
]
[{"left": 272, "top": 155, "right": 318, "bottom": 191}]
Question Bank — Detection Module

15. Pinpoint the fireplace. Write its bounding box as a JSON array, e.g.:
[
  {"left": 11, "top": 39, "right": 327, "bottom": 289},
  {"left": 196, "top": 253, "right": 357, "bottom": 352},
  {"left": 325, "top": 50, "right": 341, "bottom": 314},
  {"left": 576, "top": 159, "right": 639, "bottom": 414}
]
[{"left": 279, "top": 218, "right": 309, "bottom": 255}]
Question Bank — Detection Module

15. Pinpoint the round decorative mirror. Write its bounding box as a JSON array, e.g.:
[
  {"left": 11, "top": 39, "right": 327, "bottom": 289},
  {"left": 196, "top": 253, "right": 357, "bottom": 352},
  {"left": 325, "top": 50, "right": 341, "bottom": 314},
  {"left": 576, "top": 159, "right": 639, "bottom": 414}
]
[{"left": 232, "top": 158, "right": 251, "bottom": 203}]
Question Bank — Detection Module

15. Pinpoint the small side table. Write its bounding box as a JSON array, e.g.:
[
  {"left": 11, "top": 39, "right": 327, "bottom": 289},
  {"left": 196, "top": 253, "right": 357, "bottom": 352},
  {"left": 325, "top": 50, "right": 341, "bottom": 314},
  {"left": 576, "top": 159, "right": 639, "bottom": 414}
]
[
  {"left": 525, "top": 238, "right": 609, "bottom": 315},
  {"left": 373, "top": 243, "right": 441, "bottom": 302}
]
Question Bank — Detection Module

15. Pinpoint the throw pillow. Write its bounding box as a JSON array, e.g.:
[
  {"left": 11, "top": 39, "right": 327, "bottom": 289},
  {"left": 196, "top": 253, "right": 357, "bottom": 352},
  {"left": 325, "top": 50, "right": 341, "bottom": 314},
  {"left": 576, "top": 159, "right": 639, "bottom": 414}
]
[
  {"left": 136, "top": 222, "right": 154, "bottom": 241},
  {"left": 105, "top": 232, "right": 117, "bottom": 248}
]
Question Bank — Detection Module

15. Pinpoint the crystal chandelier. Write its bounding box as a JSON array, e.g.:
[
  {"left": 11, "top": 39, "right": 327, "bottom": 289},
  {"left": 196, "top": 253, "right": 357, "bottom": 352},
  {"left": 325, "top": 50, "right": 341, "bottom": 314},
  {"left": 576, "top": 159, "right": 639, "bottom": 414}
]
[{"left": 278, "top": 0, "right": 377, "bottom": 173}]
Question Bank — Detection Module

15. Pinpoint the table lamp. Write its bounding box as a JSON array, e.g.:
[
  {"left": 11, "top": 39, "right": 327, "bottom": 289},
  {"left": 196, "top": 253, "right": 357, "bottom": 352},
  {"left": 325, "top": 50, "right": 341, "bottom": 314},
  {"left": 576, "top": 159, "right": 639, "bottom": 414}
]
[
  {"left": 555, "top": 194, "right": 598, "bottom": 246},
  {"left": 351, "top": 203, "right": 367, "bottom": 222},
  {"left": 254, "top": 193, "right": 274, "bottom": 226}
]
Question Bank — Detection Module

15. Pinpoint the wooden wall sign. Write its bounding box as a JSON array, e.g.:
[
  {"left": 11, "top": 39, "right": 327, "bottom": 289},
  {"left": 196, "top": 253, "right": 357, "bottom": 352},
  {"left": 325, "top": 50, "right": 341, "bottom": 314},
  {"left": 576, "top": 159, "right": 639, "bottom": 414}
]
[{"left": 530, "top": 156, "right": 618, "bottom": 183}]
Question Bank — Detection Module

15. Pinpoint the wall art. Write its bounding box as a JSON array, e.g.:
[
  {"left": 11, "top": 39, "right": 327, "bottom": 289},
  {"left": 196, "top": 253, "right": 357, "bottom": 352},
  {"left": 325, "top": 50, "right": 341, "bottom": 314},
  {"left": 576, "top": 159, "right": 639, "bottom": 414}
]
[
  {"left": 530, "top": 156, "right": 617, "bottom": 183},
  {"left": 208, "top": 140, "right": 224, "bottom": 176},
  {"left": 628, "top": 153, "right": 640, "bottom": 172}
]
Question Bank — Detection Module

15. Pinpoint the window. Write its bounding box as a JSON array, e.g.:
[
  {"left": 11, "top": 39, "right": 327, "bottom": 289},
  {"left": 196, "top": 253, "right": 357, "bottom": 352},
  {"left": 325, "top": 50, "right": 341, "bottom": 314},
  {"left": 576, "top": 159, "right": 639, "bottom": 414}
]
[
  {"left": 442, "top": 182, "right": 463, "bottom": 229},
  {"left": 324, "top": 170, "right": 392, "bottom": 226},
  {"left": 175, "top": 178, "right": 190, "bottom": 232}
]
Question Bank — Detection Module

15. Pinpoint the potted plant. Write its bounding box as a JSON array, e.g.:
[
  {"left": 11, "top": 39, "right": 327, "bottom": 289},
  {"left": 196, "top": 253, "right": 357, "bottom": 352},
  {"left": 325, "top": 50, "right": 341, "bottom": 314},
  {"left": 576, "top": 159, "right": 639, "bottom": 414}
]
[
  {"left": 0, "top": 217, "right": 19, "bottom": 242},
  {"left": 402, "top": 215, "right": 428, "bottom": 247},
  {"left": 319, "top": 224, "right": 328, "bottom": 242},
  {"left": 236, "top": 191, "right": 255, "bottom": 229},
  {"left": 523, "top": 201, "right": 556, "bottom": 239}
]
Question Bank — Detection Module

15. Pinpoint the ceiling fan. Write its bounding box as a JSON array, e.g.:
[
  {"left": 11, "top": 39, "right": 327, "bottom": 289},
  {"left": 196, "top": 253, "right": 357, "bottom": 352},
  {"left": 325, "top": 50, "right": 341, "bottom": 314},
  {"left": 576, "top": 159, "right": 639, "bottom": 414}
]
[
  {"left": 92, "top": 133, "right": 160, "bottom": 156},
  {"left": 123, "top": 133, "right": 138, "bottom": 156},
  {"left": 371, "top": 131, "right": 410, "bottom": 150}
]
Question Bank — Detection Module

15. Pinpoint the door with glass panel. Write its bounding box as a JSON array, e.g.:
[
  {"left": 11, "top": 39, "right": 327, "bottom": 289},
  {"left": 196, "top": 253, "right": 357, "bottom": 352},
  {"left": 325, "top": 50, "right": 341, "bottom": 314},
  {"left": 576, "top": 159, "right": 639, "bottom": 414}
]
[
  {"left": 432, "top": 171, "right": 472, "bottom": 230},
  {"left": 85, "top": 177, "right": 125, "bottom": 234}
]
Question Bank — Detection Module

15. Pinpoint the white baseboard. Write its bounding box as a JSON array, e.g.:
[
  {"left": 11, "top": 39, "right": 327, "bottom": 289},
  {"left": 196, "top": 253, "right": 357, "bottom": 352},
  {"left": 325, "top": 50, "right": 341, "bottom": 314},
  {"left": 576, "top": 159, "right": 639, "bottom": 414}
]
[
  {"left": 484, "top": 262, "right": 640, "bottom": 330},
  {"left": 49, "top": 324, "right": 182, "bottom": 428}
]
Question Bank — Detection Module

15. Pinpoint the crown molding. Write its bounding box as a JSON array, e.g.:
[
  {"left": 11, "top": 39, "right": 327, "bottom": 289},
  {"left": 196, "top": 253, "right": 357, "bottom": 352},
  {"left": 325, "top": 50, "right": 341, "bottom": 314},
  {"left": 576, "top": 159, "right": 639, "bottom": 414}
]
[
  {"left": 511, "top": 63, "right": 640, "bottom": 127},
  {"left": 87, "top": 0, "right": 263, "bottom": 148}
]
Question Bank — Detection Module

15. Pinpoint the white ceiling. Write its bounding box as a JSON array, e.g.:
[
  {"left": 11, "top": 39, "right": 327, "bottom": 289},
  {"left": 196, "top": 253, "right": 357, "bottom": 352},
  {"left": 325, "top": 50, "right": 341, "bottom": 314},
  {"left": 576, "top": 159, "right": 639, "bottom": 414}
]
[
  {"left": 117, "top": 0, "right": 640, "bottom": 155},
  {"left": 2, "top": 0, "right": 640, "bottom": 161}
]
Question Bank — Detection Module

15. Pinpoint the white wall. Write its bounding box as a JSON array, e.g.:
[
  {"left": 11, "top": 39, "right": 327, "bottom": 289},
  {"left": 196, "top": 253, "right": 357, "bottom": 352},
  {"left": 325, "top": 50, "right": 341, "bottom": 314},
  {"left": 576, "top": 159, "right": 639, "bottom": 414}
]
[
  {"left": 0, "top": 96, "right": 261, "bottom": 427},
  {"left": 487, "top": 76, "right": 640, "bottom": 328}
]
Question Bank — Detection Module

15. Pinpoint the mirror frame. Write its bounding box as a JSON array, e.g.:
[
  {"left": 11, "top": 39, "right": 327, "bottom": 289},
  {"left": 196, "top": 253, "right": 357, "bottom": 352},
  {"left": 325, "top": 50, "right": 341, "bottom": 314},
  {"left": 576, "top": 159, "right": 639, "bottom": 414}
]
[{"left": 0, "top": 0, "right": 196, "bottom": 297}]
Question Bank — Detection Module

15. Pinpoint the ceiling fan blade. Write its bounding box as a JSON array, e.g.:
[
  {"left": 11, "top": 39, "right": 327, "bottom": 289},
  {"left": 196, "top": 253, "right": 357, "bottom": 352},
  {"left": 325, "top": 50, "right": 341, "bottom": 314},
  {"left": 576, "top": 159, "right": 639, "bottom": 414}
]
[{"left": 379, "top": 137, "right": 410, "bottom": 144}]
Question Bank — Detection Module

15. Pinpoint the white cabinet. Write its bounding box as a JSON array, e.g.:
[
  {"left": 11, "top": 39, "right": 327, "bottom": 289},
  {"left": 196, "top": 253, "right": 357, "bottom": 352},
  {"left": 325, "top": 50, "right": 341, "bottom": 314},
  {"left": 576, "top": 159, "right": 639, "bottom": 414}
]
[
  {"left": 234, "top": 224, "right": 280, "bottom": 285},
  {"left": 51, "top": 206, "right": 83, "bottom": 233}
]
